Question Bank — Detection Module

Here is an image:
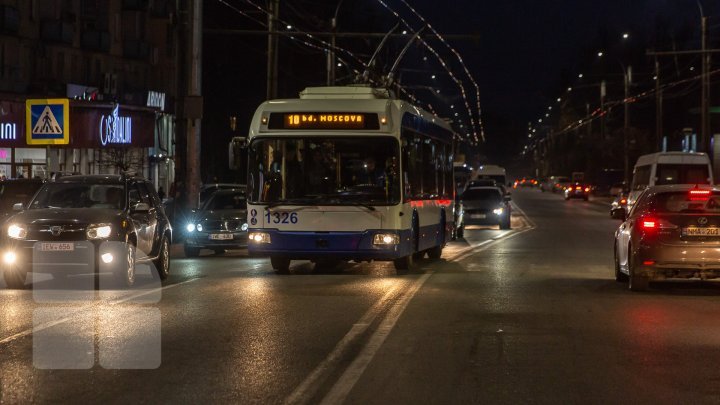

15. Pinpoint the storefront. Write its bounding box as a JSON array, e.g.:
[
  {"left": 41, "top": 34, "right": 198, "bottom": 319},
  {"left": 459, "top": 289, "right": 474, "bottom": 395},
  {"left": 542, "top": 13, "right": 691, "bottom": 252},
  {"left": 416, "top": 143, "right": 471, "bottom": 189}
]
[{"left": 0, "top": 98, "right": 164, "bottom": 181}]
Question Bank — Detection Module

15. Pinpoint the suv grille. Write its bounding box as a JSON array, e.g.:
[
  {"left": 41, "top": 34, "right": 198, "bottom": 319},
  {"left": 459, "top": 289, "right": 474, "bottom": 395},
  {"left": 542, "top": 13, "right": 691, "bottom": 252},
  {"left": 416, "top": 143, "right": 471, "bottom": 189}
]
[
  {"left": 29, "top": 223, "right": 87, "bottom": 241},
  {"left": 201, "top": 220, "right": 243, "bottom": 231}
]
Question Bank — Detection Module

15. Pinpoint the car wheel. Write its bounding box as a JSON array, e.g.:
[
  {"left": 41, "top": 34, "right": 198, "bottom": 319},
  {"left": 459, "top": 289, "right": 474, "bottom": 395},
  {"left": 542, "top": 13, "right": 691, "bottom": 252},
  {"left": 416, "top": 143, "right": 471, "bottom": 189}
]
[
  {"left": 271, "top": 256, "right": 291, "bottom": 274},
  {"left": 3, "top": 268, "right": 27, "bottom": 289},
  {"left": 393, "top": 254, "right": 413, "bottom": 274},
  {"left": 499, "top": 215, "right": 511, "bottom": 230},
  {"left": 614, "top": 245, "right": 628, "bottom": 282},
  {"left": 628, "top": 249, "right": 649, "bottom": 291},
  {"left": 153, "top": 236, "right": 170, "bottom": 280},
  {"left": 114, "top": 243, "right": 136, "bottom": 288},
  {"left": 184, "top": 245, "right": 200, "bottom": 258}
]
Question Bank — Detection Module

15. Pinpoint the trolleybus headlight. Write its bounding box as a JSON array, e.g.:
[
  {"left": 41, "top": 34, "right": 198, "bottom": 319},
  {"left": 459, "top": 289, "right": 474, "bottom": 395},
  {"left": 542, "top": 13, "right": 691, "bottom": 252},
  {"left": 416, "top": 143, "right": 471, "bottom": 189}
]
[
  {"left": 373, "top": 233, "right": 399, "bottom": 245},
  {"left": 493, "top": 207, "right": 504, "bottom": 216},
  {"left": 249, "top": 232, "right": 271, "bottom": 244},
  {"left": 186, "top": 223, "right": 196, "bottom": 233}
]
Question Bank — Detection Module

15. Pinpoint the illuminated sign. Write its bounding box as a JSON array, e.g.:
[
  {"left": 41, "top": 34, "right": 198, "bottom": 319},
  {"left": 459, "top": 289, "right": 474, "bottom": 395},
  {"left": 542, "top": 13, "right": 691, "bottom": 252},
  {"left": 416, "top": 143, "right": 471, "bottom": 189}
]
[
  {"left": 26, "top": 98, "right": 70, "bottom": 145},
  {"left": 268, "top": 113, "right": 380, "bottom": 130},
  {"left": 99, "top": 105, "right": 132, "bottom": 146},
  {"left": 147, "top": 91, "right": 166, "bottom": 110},
  {"left": 0, "top": 123, "right": 16, "bottom": 140}
]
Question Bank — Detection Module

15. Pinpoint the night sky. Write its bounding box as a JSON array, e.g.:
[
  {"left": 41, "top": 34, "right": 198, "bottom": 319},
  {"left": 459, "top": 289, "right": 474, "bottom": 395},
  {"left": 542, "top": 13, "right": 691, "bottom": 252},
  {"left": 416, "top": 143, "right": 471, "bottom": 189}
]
[{"left": 202, "top": 0, "right": 718, "bottom": 180}]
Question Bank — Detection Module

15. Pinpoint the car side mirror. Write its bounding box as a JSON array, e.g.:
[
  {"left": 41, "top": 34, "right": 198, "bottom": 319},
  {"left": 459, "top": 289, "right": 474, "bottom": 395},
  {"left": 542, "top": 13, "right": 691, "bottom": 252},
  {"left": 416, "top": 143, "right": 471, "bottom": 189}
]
[
  {"left": 132, "top": 202, "right": 151, "bottom": 213},
  {"left": 12, "top": 203, "right": 24, "bottom": 211}
]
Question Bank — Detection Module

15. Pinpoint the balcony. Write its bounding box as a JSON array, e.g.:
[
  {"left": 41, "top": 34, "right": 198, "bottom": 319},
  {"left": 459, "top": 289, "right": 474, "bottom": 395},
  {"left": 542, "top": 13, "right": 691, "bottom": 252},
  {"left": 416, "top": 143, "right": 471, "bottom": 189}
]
[
  {"left": 122, "top": 0, "right": 149, "bottom": 11},
  {"left": 40, "top": 21, "right": 74, "bottom": 45},
  {"left": 123, "top": 39, "right": 150, "bottom": 60},
  {"left": 81, "top": 30, "right": 110, "bottom": 52},
  {"left": 0, "top": 5, "right": 19, "bottom": 34}
]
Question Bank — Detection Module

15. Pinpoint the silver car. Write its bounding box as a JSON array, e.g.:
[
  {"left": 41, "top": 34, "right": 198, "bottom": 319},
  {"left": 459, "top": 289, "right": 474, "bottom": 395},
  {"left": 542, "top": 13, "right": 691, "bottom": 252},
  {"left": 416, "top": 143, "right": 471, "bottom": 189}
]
[{"left": 614, "top": 184, "right": 720, "bottom": 291}]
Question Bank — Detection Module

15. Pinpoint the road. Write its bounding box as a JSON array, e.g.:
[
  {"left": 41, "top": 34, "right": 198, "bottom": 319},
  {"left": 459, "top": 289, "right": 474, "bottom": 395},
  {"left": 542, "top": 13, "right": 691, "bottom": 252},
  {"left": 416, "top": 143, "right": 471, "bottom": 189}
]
[{"left": 2, "top": 189, "right": 720, "bottom": 404}]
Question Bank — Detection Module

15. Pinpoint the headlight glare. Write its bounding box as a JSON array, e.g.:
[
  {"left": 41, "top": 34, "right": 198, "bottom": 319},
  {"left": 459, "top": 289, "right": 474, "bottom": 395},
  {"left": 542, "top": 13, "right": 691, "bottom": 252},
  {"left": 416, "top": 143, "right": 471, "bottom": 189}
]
[
  {"left": 196, "top": 223, "right": 203, "bottom": 232},
  {"left": 241, "top": 223, "right": 249, "bottom": 231},
  {"left": 7, "top": 224, "right": 26, "bottom": 239},
  {"left": 87, "top": 224, "right": 112, "bottom": 239},
  {"left": 186, "top": 223, "right": 196, "bottom": 232},
  {"left": 248, "top": 232, "right": 271, "bottom": 243},
  {"left": 373, "top": 233, "right": 399, "bottom": 245},
  {"left": 493, "top": 207, "right": 504, "bottom": 216}
]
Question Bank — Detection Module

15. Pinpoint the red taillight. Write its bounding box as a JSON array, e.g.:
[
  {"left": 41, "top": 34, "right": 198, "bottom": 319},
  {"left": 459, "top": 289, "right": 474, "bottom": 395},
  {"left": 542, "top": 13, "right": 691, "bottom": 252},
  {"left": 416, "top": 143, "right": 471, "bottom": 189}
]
[
  {"left": 689, "top": 189, "right": 711, "bottom": 201},
  {"left": 584, "top": 187, "right": 590, "bottom": 192},
  {"left": 575, "top": 186, "right": 581, "bottom": 190},
  {"left": 640, "top": 216, "right": 657, "bottom": 230},
  {"left": 620, "top": 198, "right": 627, "bottom": 204},
  {"left": 643, "top": 260, "right": 656, "bottom": 266}
]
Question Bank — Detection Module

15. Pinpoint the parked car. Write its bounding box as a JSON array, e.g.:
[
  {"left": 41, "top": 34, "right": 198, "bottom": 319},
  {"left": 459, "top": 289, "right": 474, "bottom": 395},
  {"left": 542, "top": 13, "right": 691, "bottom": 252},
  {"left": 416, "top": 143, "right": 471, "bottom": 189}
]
[
  {"left": 1, "top": 174, "right": 172, "bottom": 289},
  {"left": 459, "top": 186, "right": 511, "bottom": 230},
  {"left": 614, "top": 184, "right": 720, "bottom": 291},
  {"left": 564, "top": 183, "right": 591, "bottom": 201},
  {"left": 184, "top": 189, "right": 248, "bottom": 257}
]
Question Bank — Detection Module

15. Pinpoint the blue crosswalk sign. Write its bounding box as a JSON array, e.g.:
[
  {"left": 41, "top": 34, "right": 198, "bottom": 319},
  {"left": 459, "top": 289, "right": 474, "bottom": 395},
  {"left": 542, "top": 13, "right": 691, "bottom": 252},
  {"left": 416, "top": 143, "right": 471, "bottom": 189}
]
[{"left": 26, "top": 99, "right": 70, "bottom": 145}]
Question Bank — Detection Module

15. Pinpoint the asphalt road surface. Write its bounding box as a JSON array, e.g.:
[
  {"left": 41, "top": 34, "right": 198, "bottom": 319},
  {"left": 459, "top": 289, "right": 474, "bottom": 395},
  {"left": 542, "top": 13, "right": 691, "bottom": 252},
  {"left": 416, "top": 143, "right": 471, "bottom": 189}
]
[{"left": 2, "top": 189, "right": 720, "bottom": 404}]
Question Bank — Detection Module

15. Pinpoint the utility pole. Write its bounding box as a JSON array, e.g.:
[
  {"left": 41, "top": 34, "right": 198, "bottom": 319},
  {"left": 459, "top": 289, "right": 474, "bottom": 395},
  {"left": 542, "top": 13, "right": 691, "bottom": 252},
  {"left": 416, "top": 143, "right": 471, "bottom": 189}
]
[
  {"left": 623, "top": 66, "right": 632, "bottom": 185},
  {"left": 655, "top": 57, "right": 663, "bottom": 151},
  {"left": 267, "top": 0, "right": 280, "bottom": 99},
  {"left": 701, "top": 15, "right": 710, "bottom": 154},
  {"left": 600, "top": 80, "right": 606, "bottom": 140},
  {"left": 186, "top": 0, "right": 202, "bottom": 209},
  {"left": 327, "top": 0, "right": 344, "bottom": 85}
]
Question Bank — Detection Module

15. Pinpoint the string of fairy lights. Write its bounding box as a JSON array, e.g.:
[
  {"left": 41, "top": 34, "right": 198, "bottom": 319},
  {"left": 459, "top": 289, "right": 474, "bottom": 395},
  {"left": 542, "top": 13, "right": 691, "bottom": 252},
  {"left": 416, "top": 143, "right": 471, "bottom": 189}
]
[
  {"left": 216, "top": 0, "right": 483, "bottom": 146},
  {"left": 521, "top": 67, "right": 720, "bottom": 157}
]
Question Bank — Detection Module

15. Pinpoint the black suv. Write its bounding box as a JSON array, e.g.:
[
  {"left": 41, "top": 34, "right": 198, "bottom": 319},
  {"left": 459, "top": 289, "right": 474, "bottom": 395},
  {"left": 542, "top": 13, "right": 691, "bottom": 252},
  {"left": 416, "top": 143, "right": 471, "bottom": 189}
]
[{"left": 1, "top": 175, "right": 172, "bottom": 288}]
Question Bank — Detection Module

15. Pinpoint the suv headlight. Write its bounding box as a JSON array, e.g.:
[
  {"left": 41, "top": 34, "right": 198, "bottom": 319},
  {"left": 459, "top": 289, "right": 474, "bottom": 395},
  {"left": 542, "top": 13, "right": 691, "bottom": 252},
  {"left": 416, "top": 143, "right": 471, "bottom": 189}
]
[
  {"left": 493, "top": 207, "right": 504, "bottom": 216},
  {"left": 87, "top": 224, "right": 112, "bottom": 240},
  {"left": 7, "top": 224, "right": 26, "bottom": 239}
]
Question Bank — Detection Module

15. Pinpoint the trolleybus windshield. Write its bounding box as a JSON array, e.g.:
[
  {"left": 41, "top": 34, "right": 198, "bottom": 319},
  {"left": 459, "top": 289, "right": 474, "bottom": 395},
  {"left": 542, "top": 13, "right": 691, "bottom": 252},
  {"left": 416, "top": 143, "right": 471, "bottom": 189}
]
[{"left": 248, "top": 136, "right": 400, "bottom": 205}]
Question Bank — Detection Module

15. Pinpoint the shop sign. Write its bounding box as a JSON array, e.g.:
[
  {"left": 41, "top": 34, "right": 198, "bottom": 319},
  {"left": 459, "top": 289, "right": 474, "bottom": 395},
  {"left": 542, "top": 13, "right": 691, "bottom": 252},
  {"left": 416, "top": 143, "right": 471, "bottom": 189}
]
[
  {"left": 0, "top": 123, "right": 16, "bottom": 140},
  {"left": 99, "top": 105, "right": 132, "bottom": 146},
  {"left": 147, "top": 91, "right": 166, "bottom": 110}
]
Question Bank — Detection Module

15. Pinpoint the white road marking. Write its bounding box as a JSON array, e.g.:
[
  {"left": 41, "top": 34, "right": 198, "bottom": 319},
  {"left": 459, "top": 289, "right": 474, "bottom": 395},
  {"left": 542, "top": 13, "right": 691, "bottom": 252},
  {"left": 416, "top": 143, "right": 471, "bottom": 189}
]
[
  {"left": 0, "top": 278, "right": 200, "bottom": 346},
  {"left": 319, "top": 272, "right": 432, "bottom": 405},
  {"left": 286, "top": 210, "right": 537, "bottom": 404}
]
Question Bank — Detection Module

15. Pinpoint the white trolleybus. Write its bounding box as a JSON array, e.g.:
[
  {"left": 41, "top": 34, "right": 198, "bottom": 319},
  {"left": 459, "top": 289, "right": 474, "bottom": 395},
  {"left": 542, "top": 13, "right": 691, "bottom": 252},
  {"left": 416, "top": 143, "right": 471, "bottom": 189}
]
[{"left": 246, "top": 86, "right": 456, "bottom": 274}]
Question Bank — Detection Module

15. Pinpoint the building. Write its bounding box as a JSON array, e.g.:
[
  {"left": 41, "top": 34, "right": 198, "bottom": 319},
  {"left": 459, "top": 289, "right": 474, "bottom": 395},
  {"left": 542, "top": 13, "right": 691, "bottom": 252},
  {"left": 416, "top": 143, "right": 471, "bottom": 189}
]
[{"left": 0, "top": 0, "right": 177, "bottom": 191}]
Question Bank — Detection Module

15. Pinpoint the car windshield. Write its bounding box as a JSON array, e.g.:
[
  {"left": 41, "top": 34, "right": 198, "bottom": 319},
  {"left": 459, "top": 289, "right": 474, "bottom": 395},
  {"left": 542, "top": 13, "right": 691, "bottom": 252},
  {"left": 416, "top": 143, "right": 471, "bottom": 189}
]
[
  {"left": 248, "top": 137, "right": 400, "bottom": 205},
  {"left": 203, "top": 192, "right": 247, "bottom": 210},
  {"left": 0, "top": 182, "right": 42, "bottom": 211},
  {"left": 650, "top": 191, "right": 720, "bottom": 213},
  {"left": 29, "top": 183, "right": 126, "bottom": 209},
  {"left": 462, "top": 188, "right": 502, "bottom": 202}
]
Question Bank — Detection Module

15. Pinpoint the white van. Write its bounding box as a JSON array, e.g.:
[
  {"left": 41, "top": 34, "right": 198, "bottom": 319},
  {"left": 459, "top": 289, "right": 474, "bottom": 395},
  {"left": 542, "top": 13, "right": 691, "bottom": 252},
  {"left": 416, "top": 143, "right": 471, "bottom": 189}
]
[{"left": 627, "top": 152, "right": 713, "bottom": 210}]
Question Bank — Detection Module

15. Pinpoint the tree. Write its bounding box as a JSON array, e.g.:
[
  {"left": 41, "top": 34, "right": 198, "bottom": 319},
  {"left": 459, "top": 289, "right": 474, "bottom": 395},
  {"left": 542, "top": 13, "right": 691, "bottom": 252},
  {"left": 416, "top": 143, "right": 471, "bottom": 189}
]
[{"left": 96, "top": 147, "right": 146, "bottom": 173}]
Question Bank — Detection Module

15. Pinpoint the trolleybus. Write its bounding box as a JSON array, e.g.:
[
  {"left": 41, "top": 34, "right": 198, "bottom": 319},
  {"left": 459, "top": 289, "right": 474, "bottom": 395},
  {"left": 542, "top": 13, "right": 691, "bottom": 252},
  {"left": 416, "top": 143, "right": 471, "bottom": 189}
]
[{"left": 245, "top": 86, "right": 456, "bottom": 274}]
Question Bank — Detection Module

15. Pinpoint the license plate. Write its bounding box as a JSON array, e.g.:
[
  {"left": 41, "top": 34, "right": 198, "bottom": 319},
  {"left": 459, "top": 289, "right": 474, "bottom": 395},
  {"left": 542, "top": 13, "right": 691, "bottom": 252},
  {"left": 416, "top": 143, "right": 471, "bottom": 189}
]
[
  {"left": 210, "top": 233, "right": 233, "bottom": 240},
  {"left": 39, "top": 242, "right": 74, "bottom": 252},
  {"left": 470, "top": 214, "right": 486, "bottom": 219},
  {"left": 682, "top": 227, "right": 720, "bottom": 236}
]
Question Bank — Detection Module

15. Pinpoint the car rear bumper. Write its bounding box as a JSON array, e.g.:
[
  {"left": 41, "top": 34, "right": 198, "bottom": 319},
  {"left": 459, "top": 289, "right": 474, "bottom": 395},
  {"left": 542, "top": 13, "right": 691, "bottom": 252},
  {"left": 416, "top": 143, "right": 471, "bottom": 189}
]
[{"left": 637, "top": 244, "right": 720, "bottom": 279}]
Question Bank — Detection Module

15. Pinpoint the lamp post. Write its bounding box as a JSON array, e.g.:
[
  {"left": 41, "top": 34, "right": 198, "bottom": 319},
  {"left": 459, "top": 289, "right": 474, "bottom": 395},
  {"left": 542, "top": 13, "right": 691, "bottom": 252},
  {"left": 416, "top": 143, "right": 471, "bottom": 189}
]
[{"left": 327, "top": 0, "right": 345, "bottom": 85}]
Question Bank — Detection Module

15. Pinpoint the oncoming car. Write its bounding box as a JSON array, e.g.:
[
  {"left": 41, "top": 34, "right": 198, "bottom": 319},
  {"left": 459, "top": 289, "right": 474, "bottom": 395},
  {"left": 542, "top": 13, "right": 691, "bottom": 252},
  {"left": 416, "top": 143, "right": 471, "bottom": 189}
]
[
  {"left": 0, "top": 175, "right": 172, "bottom": 289},
  {"left": 614, "top": 184, "right": 720, "bottom": 291},
  {"left": 184, "top": 189, "right": 248, "bottom": 257}
]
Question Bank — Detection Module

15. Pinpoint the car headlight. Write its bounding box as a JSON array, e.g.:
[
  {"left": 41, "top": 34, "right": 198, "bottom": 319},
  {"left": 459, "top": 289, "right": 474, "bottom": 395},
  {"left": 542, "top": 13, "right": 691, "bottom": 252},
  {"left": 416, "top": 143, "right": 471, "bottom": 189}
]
[
  {"left": 186, "top": 223, "right": 196, "bottom": 232},
  {"left": 241, "top": 223, "right": 248, "bottom": 231},
  {"left": 493, "top": 207, "right": 504, "bottom": 216},
  {"left": 87, "top": 224, "right": 112, "bottom": 240},
  {"left": 373, "top": 233, "right": 400, "bottom": 245},
  {"left": 196, "top": 223, "right": 203, "bottom": 232},
  {"left": 7, "top": 224, "right": 26, "bottom": 239}
]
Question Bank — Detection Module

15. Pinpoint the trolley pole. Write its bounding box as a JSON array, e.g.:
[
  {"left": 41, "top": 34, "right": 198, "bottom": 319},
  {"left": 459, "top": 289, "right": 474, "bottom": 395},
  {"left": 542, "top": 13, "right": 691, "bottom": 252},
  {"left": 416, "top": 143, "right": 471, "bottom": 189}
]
[{"left": 267, "top": 0, "right": 280, "bottom": 99}]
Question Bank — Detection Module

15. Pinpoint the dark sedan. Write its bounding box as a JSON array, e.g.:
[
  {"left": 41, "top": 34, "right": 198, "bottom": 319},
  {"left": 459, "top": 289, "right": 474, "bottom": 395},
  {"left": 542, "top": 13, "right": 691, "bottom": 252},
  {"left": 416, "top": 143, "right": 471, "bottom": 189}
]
[
  {"left": 459, "top": 186, "right": 511, "bottom": 230},
  {"left": 184, "top": 189, "right": 248, "bottom": 257},
  {"left": 564, "top": 183, "right": 591, "bottom": 201}
]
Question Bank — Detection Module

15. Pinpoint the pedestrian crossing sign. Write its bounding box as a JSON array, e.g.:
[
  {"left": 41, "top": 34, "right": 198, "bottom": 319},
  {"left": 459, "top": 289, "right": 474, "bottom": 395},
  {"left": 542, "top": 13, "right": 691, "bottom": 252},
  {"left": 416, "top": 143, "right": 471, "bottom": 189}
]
[{"left": 26, "top": 98, "right": 70, "bottom": 145}]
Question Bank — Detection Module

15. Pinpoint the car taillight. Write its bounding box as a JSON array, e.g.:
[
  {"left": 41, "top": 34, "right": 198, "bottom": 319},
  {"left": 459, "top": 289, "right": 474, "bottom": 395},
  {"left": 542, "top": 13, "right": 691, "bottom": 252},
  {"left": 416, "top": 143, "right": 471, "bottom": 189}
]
[
  {"left": 640, "top": 216, "right": 657, "bottom": 230},
  {"left": 575, "top": 186, "right": 581, "bottom": 190},
  {"left": 689, "top": 189, "right": 711, "bottom": 201},
  {"left": 620, "top": 198, "right": 627, "bottom": 204},
  {"left": 584, "top": 187, "right": 590, "bottom": 192}
]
